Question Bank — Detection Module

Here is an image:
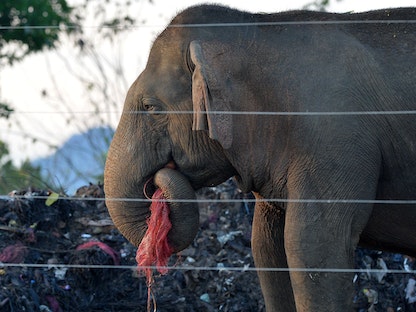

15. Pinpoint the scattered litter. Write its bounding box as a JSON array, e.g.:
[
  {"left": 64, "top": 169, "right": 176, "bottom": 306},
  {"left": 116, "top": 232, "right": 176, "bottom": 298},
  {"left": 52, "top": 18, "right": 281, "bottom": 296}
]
[
  {"left": 404, "top": 256, "right": 414, "bottom": 272},
  {"left": 406, "top": 277, "right": 416, "bottom": 304},
  {"left": 363, "top": 288, "right": 378, "bottom": 304},
  {"left": 200, "top": 293, "right": 210, "bottom": 303},
  {"left": 76, "top": 241, "right": 120, "bottom": 265},
  {"left": 0, "top": 182, "right": 415, "bottom": 311},
  {"left": 53, "top": 268, "right": 67, "bottom": 280},
  {"left": 186, "top": 256, "right": 196, "bottom": 263},
  {"left": 373, "top": 257, "right": 388, "bottom": 283},
  {"left": 217, "top": 230, "right": 243, "bottom": 246},
  {"left": 0, "top": 242, "right": 27, "bottom": 263}
]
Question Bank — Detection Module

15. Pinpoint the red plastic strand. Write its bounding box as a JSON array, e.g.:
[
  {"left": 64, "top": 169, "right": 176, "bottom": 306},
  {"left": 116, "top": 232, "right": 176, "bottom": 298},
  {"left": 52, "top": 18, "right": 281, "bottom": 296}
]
[
  {"left": 136, "top": 188, "right": 174, "bottom": 310},
  {"left": 76, "top": 241, "right": 120, "bottom": 265}
]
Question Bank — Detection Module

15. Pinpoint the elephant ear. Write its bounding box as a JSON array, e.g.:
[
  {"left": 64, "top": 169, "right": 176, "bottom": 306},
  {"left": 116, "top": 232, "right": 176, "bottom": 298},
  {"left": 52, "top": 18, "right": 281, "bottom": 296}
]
[{"left": 190, "top": 40, "right": 233, "bottom": 149}]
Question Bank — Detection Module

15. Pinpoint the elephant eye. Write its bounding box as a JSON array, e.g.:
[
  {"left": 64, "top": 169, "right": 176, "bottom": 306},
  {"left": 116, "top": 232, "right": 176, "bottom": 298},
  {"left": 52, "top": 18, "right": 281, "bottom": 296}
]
[
  {"left": 144, "top": 104, "right": 155, "bottom": 111},
  {"left": 142, "top": 97, "right": 161, "bottom": 114}
]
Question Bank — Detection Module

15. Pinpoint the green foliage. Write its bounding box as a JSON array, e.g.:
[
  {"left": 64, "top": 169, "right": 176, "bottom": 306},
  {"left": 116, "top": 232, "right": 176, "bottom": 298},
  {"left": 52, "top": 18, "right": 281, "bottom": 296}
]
[
  {"left": 0, "top": 0, "right": 145, "bottom": 192},
  {"left": 0, "top": 0, "right": 75, "bottom": 65},
  {"left": 0, "top": 102, "right": 13, "bottom": 118},
  {"left": 303, "top": 0, "right": 342, "bottom": 11},
  {"left": 0, "top": 141, "right": 44, "bottom": 194}
]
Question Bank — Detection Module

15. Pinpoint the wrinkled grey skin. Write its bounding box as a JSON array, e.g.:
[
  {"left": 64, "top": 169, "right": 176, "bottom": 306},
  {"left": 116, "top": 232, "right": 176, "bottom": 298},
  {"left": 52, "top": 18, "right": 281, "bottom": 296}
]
[{"left": 104, "top": 5, "right": 416, "bottom": 311}]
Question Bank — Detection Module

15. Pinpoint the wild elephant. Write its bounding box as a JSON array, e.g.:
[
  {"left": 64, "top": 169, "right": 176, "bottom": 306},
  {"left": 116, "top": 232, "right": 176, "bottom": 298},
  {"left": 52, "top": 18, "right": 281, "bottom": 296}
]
[{"left": 104, "top": 5, "right": 416, "bottom": 311}]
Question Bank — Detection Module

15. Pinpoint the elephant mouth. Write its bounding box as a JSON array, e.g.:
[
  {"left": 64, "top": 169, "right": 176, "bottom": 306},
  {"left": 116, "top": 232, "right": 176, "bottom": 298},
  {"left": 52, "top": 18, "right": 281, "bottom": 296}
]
[
  {"left": 143, "top": 160, "right": 178, "bottom": 198},
  {"left": 140, "top": 163, "right": 200, "bottom": 253},
  {"left": 164, "top": 161, "right": 176, "bottom": 170}
]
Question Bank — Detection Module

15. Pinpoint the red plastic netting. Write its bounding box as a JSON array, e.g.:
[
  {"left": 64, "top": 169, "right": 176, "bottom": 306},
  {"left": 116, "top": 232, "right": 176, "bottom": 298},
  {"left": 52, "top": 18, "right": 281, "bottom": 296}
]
[
  {"left": 0, "top": 242, "right": 28, "bottom": 263},
  {"left": 136, "top": 188, "right": 174, "bottom": 310}
]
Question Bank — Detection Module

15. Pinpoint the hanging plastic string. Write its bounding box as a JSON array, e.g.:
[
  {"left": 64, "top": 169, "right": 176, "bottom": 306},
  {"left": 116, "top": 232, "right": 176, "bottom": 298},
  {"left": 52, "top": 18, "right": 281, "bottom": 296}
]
[{"left": 136, "top": 188, "right": 174, "bottom": 312}]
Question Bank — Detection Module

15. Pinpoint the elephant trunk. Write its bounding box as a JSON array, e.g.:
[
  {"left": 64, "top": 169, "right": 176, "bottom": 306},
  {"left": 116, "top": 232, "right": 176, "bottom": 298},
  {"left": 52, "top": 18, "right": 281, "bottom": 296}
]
[
  {"left": 104, "top": 157, "right": 199, "bottom": 253},
  {"left": 153, "top": 168, "right": 200, "bottom": 251}
]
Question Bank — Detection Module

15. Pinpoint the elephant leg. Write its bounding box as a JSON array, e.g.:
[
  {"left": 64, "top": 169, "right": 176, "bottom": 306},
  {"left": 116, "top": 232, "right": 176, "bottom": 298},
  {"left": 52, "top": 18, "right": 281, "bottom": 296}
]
[
  {"left": 251, "top": 193, "right": 296, "bottom": 312},
  {"left": 284, "top": 201, "right": 373, "bottom": 312}
]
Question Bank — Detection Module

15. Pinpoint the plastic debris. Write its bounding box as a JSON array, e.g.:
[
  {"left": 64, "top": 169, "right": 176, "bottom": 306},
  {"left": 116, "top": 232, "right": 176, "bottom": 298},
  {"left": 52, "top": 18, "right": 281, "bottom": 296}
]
[
  {"left": 406, "top": 278, "right": 416, "bottom": 304},
  {"left": 0, "top": 183, "right": 415, "bottom": 311},
  {"left": 200, "top": 293, "right": 210, "bottom": 303},
  {"left": 0, "top": 242, "right": 28, "bottom": 263},
  {"left": 76, "top": 241, "right": 120, "bottom": 265},
  {"left": 217, "top": 230, "right": 243, "bottom": 246},
  {"left": 363, "top": 288, "right": 378, "bottom": 304},
  {"left": 136, "top": 188, "right": 174, "bottom": 311},
  {"left": 373, "top": 258, "right": 388, "bottom": 283}
]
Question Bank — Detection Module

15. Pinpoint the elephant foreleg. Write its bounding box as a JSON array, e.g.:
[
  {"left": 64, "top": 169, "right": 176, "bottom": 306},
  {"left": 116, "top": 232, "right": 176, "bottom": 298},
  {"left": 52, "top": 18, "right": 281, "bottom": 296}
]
[{"left": 251, "top": 193, "right": 296, "bottom": 312}]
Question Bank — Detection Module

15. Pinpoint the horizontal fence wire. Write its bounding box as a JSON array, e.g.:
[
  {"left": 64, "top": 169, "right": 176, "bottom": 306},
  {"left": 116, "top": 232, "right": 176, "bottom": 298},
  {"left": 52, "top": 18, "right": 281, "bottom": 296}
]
[
  {"left": 7, "top": 110, "right": 416, "bottom": 116},
  {"left": 3, "top": 195, "right": 416, "bottom": 205},
  {"left": 1, "top": 193, "right": 415, "bottom": 275},
  {"left": 1, "top": 196, "right": 415, "bottom": 274},
  {"left": 2, "top": 19, "right": 416, "bottom": 31},
  {"left": 0, "top": 262, "right": 414, "bottom": 275},
  {"left": 2, "top": 17, "right": 416, "bottom": 277}
]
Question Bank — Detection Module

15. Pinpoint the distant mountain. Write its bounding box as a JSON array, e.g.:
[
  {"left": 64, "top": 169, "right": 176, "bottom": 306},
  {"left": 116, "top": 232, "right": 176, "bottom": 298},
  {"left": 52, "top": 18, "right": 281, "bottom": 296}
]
[{"left": 32, "top": 126, "right": 114, "bottom": 195}]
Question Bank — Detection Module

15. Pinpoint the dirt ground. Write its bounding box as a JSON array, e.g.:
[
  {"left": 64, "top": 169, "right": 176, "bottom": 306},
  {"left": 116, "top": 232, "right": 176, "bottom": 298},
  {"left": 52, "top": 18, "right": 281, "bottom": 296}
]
[{"left": 0, "top": 180, "right": 415, "bottom": 311}]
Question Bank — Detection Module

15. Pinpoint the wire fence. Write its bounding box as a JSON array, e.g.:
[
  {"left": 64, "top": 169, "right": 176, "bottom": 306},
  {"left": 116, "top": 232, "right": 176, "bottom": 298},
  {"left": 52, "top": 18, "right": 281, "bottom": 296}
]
[
  {"left": 2, "top": 18, "right": 416, "bottom": 31},
  {"left": 1, "top": 191, "right": 416, "bottom": 274},
  {"left": 4, "top": 194, "right": 416, "bottom": 205},
  {"left": 7, "top": 109, "right": 416, "bottom": 116},
  {"left": 1, "top": 13, "right": 416, "bottom": 311},
  {"left": 1, "top": 261, "right": 415, "bottom": 275}
]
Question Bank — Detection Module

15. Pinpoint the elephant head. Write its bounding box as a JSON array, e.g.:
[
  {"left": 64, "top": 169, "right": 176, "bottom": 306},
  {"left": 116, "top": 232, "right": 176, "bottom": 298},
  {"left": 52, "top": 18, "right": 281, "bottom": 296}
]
[{"left": 104, "top": 9, "right": 241, "bottom": 252}]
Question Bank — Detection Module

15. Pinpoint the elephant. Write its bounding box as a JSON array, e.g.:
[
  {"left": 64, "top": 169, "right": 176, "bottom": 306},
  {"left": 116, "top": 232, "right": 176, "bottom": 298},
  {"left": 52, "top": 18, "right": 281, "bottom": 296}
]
[{"left": 104, "top": 5, "right": 416, "bottom": 311}]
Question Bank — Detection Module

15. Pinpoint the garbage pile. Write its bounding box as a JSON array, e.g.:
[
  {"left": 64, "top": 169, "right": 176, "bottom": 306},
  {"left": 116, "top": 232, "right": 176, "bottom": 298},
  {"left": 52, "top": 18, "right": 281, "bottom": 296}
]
[
  {"left": 353, "top": 249, "right": 416, "bottom": 311},
  {"left": 0, "top": 181, "right": 414, "bottom": 311}
]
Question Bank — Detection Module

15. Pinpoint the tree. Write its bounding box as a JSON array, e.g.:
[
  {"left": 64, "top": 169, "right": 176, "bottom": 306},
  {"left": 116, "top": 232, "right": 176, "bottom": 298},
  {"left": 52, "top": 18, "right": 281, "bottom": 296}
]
[
  {"left": 303, "top": 0, "right": 343, "bottom": 11},
  {"left": 0, "top": 0, "right": 75, "bottom": 65},
  {"left": 0, "top": 0, "right": 78, "bottom": 192},
  {"left": 0, "top": 101, "right": 13, "bottom": 119},
  {"left": 1, "top": 0, "right": 146, "bottom": 193},
  {"left": 0, "top": 0, "right": 77, "bottom": 128},
  {"left": 33, "top": 0, "right": 142, "bottom": 193},
  {"left": 0, "top": 0, "right": 77, "bottom": 143}
]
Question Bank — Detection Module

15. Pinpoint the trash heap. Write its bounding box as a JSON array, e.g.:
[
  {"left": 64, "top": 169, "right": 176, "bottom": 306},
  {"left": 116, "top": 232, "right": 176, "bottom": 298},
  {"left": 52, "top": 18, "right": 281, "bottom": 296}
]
[{"left": 0, "top": 181, "right": 414, "bottom": 311}]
